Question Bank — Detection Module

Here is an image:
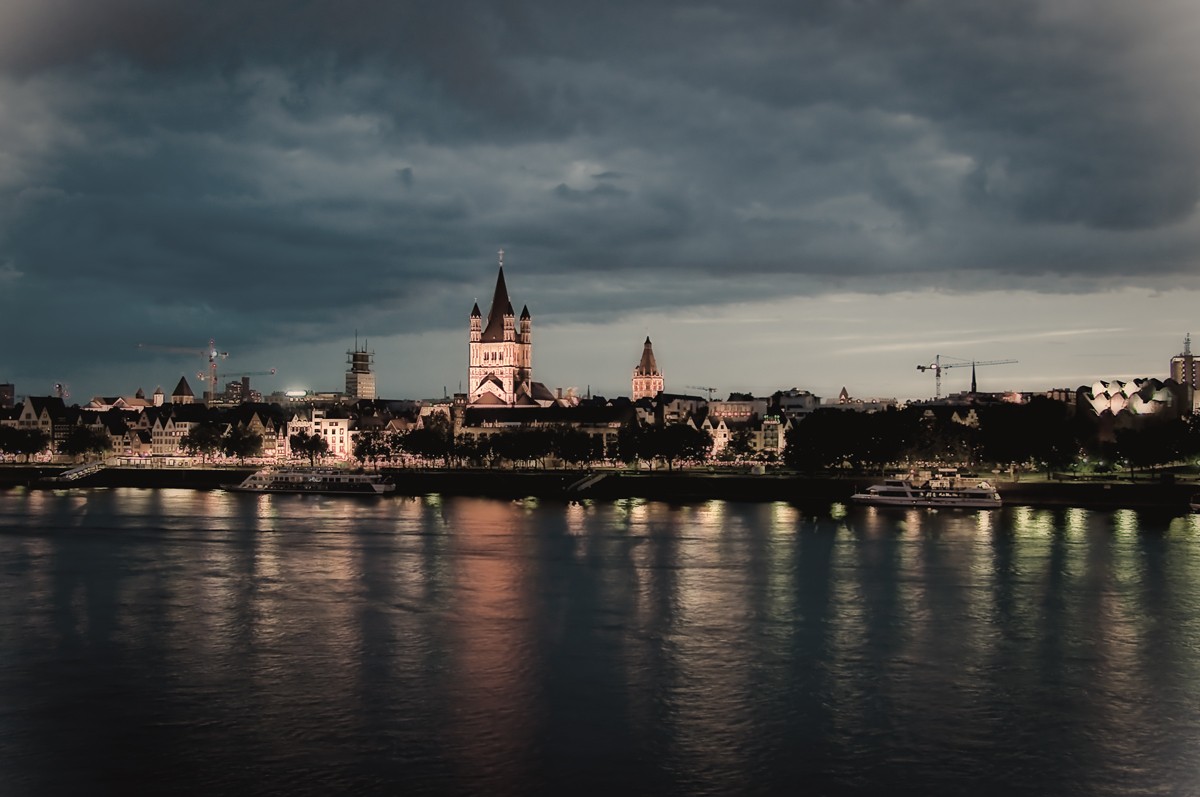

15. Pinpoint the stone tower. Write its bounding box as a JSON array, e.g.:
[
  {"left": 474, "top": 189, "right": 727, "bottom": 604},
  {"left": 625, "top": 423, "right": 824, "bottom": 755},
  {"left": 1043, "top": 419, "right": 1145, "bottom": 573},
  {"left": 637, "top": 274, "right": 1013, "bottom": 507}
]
[
  {"left": 469, "top": 250, "right": 532, "bottom": 404},
  {"left": 632, "top": 336, "right": 664, "bottom": 400}
]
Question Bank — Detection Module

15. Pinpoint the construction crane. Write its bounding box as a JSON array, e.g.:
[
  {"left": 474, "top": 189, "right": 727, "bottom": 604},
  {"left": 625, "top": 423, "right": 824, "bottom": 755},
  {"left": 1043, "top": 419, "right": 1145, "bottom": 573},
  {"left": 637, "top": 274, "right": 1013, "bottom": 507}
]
[
  {"left": 917, "top": 355, "right": 1017, "bottom": 399},
  {"left": 686, "top": 385, "right": 718, "bottom": 401},
  {"left": 137, "top": 338, "right": 228, "bottom": 401}
]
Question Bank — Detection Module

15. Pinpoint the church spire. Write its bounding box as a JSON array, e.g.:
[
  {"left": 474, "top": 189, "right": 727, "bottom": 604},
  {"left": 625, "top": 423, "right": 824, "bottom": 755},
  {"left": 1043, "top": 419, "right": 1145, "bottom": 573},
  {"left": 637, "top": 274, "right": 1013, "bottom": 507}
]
[
  {"left": 635, "top": 336, "right": 659, "bottom": 376},
  {"left": 480, "top": 255, "right": 514, "bottom": 342},
  {"left": 631, "top": 336, "right": 665, "bottom": 400}
]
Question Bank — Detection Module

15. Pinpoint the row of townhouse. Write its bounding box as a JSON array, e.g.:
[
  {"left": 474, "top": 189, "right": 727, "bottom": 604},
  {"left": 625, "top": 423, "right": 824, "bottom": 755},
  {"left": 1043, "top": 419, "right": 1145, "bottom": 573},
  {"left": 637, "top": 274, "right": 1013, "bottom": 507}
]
[
  {"left": 0, "top": 392, "right": 444, "bottom": 463},
  {"left": 0, "top": 399, "right": 315, "bottom": 460},
  {"left": 699, "top": 413, "right": 791, "bottom": 458},
  {"left": 2, "top": 386, "right": 845, "bottom": 464}
]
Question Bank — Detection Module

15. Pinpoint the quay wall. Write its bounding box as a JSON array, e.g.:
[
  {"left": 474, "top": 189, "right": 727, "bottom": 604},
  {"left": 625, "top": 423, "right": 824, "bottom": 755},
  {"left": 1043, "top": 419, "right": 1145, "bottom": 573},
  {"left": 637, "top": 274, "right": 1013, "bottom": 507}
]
[{"left": 0, "top": 466, "right": 1194, "bottom": 510}]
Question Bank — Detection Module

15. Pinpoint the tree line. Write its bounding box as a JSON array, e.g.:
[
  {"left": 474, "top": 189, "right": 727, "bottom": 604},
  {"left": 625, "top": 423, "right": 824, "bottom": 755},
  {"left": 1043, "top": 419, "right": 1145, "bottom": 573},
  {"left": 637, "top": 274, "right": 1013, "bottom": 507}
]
[
  {"left": 353, "top": 415, "right": 713, "bottom": 470},
  {"left": 782, "top": 398, "right": 1200, "bottom": 478}
]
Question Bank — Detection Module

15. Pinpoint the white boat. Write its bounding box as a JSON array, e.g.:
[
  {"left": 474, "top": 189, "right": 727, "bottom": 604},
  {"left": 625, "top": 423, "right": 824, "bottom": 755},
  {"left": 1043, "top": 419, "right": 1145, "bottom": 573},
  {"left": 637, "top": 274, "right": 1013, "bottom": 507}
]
[
  {"left": 225, "top": 468, "right": 395, "bottom": 496},
  {"left": 851, "top": 473, "right": 1001, "bottom": 509}
]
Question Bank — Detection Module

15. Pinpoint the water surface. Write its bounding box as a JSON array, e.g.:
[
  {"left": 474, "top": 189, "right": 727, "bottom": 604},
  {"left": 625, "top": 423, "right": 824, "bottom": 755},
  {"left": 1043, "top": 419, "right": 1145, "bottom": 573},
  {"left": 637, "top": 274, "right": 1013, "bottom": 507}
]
[{"left": 1, "top": 488, "right": 1198, "bottom": 796}]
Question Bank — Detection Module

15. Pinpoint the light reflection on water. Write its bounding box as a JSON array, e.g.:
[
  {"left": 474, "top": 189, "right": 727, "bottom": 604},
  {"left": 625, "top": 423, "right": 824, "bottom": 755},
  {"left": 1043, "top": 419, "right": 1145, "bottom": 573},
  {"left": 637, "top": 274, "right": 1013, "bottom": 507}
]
[{"left": 0, "top": 489, "right": 1199, "bottom": 796}]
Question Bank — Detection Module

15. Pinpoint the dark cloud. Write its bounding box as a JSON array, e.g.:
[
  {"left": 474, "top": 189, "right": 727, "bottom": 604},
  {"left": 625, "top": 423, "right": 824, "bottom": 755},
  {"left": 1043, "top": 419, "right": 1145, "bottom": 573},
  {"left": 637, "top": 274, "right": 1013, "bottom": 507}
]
[{"left": 1, "top": 0, "right": 1198, "bottom": 396}]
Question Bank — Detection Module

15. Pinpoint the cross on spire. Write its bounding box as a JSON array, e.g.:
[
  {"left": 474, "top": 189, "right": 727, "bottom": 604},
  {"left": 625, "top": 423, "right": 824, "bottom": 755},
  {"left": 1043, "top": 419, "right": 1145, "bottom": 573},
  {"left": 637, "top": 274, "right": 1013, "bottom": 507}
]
[{"left": 498, "top": 248, "right": 504, "bottom": 268}]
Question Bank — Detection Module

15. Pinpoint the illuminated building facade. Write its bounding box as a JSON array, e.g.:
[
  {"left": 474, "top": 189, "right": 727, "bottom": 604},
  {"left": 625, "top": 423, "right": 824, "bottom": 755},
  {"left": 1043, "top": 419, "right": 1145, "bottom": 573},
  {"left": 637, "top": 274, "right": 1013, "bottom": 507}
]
[
  {"left": 1080, "top": 378, "right": 1185, "bottom": 417},
  {"left": 469, "top": 251, "right": 532, "bottom": 405},
  {"left": 632, "top": 337, "right": 664, "bottom": 400}
]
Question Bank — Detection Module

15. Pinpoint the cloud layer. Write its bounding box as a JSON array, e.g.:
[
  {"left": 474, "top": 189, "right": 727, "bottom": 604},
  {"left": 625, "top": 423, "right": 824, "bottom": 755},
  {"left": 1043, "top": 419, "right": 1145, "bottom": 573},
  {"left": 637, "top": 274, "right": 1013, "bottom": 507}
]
[{"left": 1, "top": 1, "right": 1198, "bottom": 397}]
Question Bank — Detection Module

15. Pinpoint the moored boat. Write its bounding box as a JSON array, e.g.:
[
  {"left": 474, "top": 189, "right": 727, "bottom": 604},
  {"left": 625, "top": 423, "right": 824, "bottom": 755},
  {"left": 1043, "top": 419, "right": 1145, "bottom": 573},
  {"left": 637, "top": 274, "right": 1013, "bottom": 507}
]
[
  {"left": 851, "top": 472, "right": 1001, "bottom": 509},
  {"left": 225, "top": 467, "right": 395, "bottom": 495}
]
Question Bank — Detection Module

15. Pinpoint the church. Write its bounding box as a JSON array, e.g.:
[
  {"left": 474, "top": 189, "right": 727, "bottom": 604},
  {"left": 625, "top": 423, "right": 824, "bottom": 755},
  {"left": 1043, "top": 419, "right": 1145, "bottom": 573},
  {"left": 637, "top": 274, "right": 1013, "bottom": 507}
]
[{"left": 468, "top": 251, "right": 550, "bottom": 406}]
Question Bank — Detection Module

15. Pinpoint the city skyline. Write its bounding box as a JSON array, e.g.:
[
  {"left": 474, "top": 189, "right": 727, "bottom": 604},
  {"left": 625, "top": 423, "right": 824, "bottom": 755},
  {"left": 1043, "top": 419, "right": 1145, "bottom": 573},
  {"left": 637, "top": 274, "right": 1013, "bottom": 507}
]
[
  {"left": 5, "top": 280, "right": 1194, "bottom": 406},
  {"left": 2, "top": 2, "right": 1199, "bottom": 401}
]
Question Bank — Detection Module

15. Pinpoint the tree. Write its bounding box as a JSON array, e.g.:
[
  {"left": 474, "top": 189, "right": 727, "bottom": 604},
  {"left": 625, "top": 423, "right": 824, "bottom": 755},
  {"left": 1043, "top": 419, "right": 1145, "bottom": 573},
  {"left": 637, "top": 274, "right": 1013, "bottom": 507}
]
[
  {"left": 616, "top": 419, "right": 644, "bottom": 467},
  {"left": 1115, "top": 418, "right": 1186, "bottom": 480},
  {"left": 58, "top": 426, "right": 111, "bottom": 461},
  {"left": 1021, "top": 397, "right": 1079, "bottom": 475},
  {"left": 0, "top": 427, "right": 50, "bottom": 462},
  {"left": 399, "top": 426, "right": 453, "bottom": 467},
  {"left": 650, "top": 424, "right": 712, "bottom": 471},
  {"left": 353, "top": 429, "right": 387, "bottom": 468},
  {"left": 727, "top": 428, "right": 755, "bottom": 461},
  {"left": 452, "top": 434, "right": 485, "bottom": 467},
  {"left": 784, "top": 410, "right": 863, "bottom": 471},
  {"left": 222, "top": 425, "right": 263, "bottom": 463},
  {"left": 550, "top": 426, "right": 602, "bottom": 468},
  {"left": 180, "top": 422, "right": 225, "bottom": 463},
  {"left": 488, "top": 427, "right": 553, "bottom": 468},
  {"left": 289, "top": 430, "right": 329, "bottom": 466}
]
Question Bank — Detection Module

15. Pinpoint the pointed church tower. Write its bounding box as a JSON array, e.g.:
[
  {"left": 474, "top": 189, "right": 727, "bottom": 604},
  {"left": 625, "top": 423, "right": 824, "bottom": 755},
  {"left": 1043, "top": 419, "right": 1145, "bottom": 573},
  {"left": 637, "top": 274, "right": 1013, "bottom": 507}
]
[
  {"left": 469, "top": 249, "right": 532, "bottom": 405},
  {"left": 171, "top": 376, "right": 195, "bottom": 405},
  {"left": 632, "top": 336, "right": 665, "bottom": 400}
]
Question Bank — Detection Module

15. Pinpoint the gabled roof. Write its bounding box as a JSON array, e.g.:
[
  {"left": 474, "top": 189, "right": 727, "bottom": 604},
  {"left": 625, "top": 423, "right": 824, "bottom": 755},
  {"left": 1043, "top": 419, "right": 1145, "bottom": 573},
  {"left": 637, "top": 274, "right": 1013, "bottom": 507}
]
[
  {"left": 530, "top": 381, "right": 557, "bottom": 402},
  {"left": 480, "top": 266, "right": 515, "bottom": 342},
  {"left": 473, "top": 391, "right": 508, "bottom": 405},
  {"left": 471, "top": 302, "right": 482, "bottom": 318},
  {"left": 173, "top": 376, "right": 194, "bottom": 398},
  {"left": 24, "top": 396, "right": 68, "bottom": 419},
  {"left": 141, "top": 405, "right": 170, "bottom": 425}
]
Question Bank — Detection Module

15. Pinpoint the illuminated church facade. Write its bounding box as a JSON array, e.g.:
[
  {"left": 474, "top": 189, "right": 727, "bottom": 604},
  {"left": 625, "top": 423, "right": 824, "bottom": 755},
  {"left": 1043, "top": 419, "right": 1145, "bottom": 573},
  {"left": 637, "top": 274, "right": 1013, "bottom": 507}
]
[
  {"left": 632, "top": 336, "right": 664, "bottom": 400},
  {"left": 469, "top": 251, "right": 534, "bottom": 405}
]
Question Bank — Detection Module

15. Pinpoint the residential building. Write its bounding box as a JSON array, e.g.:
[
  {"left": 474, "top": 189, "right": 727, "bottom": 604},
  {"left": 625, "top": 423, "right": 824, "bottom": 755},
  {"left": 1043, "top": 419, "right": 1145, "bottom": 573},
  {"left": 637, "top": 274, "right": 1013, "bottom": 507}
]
[
  {"left": 312, "top": 408, "right": 352, "bottom": 459},
  {"left": 773, "top": 388, "right": 822, "bottom": 419},
  {"left": 822, "top": 387, "right": 898, "bottom": 413},
  {"left": 709, "top": 396, "right": 768, "bottom": 422}
]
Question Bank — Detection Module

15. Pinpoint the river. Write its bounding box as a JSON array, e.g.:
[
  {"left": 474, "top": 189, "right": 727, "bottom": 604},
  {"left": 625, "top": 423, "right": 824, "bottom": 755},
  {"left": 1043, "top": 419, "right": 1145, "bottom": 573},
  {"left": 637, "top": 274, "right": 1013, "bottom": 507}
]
[{"left": 1, "top": 488, "right": 1198, "bottom": 796}]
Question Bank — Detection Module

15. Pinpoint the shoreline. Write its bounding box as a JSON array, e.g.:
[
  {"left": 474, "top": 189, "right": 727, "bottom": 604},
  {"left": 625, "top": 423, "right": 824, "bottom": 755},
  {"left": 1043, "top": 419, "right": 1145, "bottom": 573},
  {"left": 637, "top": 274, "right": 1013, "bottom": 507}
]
[{"left": 0, "top": 465, "right": 1194, "bottom": 511}]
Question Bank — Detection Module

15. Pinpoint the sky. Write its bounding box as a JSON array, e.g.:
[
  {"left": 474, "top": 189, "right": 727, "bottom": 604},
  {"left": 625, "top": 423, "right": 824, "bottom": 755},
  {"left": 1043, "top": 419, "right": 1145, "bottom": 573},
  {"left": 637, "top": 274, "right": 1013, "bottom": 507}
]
[{"left": 2, "top": 0, "right": 1199, "bottom": 403}]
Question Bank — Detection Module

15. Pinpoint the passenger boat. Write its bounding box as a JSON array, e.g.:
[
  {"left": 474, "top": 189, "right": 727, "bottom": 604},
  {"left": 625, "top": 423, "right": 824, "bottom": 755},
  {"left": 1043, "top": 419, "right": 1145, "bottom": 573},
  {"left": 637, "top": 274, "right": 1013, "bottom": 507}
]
[
  {"left": 851, "top": 473, "right": 1001, "bottom": 509},
  {"left": 225, "top": 468, "right": 395, "bottom": 495}
]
